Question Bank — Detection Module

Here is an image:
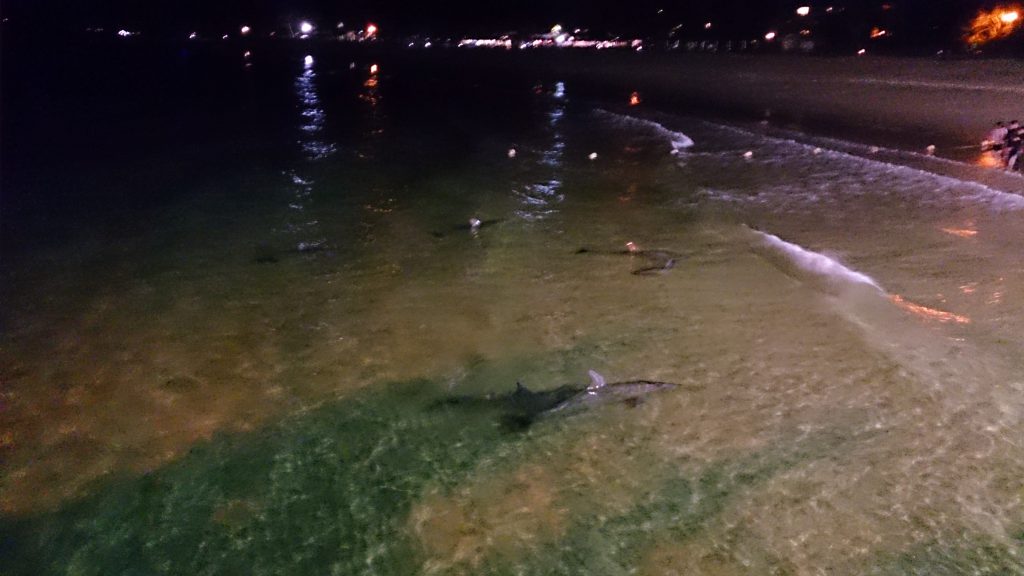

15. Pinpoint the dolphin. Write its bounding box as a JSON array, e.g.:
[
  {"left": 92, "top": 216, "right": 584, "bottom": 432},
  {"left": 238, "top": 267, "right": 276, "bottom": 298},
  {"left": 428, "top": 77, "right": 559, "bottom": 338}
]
[
  {"left": 576, "top": 242, "right": 681, "bottom": 276},
  {"left": 434, "top": 370, "right": 679, "bottom": 431}
]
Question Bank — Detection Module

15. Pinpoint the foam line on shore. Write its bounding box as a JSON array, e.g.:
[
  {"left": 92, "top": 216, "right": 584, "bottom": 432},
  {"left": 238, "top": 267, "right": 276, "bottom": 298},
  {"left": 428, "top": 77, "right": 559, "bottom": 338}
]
[
  {"left": 842, "top": 77, "right": 1024, "bottom": 95},
  {"left": 594, "top": 109, "right": 694, "bottom": 154},
  {"left": 707, "top": 121, "right": 1024, "bottom": 212}
]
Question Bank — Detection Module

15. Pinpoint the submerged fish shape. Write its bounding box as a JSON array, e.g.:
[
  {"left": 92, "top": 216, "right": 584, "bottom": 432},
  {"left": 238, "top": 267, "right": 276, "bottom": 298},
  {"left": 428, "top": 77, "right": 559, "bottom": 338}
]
[
  {"left": 435, "top": 370, "right": 679, "bottom": 431},
  {"left": 576, "top": 242, "right": 681, "bottom": 275}
]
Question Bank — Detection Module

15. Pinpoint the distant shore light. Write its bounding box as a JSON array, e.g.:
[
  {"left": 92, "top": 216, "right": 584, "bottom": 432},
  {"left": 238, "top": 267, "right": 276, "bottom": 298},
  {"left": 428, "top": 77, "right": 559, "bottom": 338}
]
[
  {"left": 240, "top": 25, "right": 251, "bottom": 35},
  {"left": 300, "top": 21, "right": 314, "bottom": 34},
  {"left": 366, "top": 23, "right": 378, "bottom": 37},
  {"left": 304, "top": 55, "right": 314, "bottom": 67},
  {"left": 764, "top": 31, "right": 776, "bottom": 40},
  {"left": 1001, "top": 10, "right": 1019, "bottom": 23},
  {"left": 796, "top": 6, "right": 811, "bottom": 16}
]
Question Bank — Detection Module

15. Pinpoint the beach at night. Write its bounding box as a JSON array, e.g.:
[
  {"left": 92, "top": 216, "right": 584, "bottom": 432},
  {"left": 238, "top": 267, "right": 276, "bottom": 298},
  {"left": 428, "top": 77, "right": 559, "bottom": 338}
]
[{"left": 3, "top": 32, "right": 1024, "bottom": 574}]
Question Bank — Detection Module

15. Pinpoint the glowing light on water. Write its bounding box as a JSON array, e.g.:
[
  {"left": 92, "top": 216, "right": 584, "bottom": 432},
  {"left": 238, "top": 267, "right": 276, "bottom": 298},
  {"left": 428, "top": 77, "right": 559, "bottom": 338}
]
[
  {"left": 889, "top": 295, "right": 971, "bottom": 324},
  {"left": 965, "top": 5, "right": 1022, "bottom": 45},
  {"left": 240, "top": 25, "right": 251, "bottom": 35},
  {"left": 553, "top": 82, "right": 565, "bottom": 99},
  {"left": 365, "top": 23, "right": 378, "bottom": 38},
  {"left": 940, "top": 227, "right": 978, "bottom": 238},
  {"left": 796, "top": 6, "right": 811, "bottom": 16},
  {"left": 764, "top": 31, "right": 777, "bottom": 41},
  {"left": 304, "top": 54, "right": 314, "bottom": 67},
  {"left": 369, "top": 63, "right": 379, "bottom": 74},
  {"left": 300, "top": 21, "right": 314, "bottom": 34}
]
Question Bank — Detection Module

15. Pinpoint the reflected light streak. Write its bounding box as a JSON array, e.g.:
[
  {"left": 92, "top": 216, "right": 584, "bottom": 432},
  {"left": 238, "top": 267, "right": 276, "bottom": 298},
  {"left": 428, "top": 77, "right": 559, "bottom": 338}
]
[
  {"left": 940, "top": 227, "right": 978, "bottom": 238},
  {"left": 889, "top": 295, "right": 971, "bottom": 324}
]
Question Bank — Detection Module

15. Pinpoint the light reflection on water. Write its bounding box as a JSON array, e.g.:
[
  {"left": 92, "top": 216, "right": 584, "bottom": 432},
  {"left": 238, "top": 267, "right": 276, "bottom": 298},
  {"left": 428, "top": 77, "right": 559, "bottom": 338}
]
[{"left": 2, "top": 60, "right": 1024, "bottom": 574}]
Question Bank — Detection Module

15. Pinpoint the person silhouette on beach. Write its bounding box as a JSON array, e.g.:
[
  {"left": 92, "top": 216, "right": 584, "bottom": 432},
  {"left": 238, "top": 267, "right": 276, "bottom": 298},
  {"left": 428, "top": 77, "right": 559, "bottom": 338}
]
[{"left": 1005, "top": 120, "right": 1022, "bottom": 172}]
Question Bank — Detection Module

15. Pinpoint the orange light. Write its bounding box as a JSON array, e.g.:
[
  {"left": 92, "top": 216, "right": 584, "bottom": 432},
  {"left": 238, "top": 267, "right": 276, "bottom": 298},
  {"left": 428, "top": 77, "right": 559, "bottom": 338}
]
[
  {"left": 889, "top": 295, "right": 971, "bottom": 324},
  {"left": 366, "top": 23, "right": 378, "bottom": 37},
  {"left": 976, "top": 150, "right": 1004, "bottom": 168},
  {"left": 965, "top": 5, "right": 1023, "bottom": 45},
  {"left": 629, "top": 91, "right": 641, "bottom": 106},
  {"left": 940, "top": 227, "right": 978, "bottom": 238}
]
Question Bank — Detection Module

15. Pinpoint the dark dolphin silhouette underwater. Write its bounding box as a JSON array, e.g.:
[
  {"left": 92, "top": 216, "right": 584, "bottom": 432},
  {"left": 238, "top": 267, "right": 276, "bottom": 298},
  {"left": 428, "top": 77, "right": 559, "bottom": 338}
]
[
  {"left": 576, "top": 242, "right": 681, "bottom": 275},
  {"left": 435, "top": 370, "right": 679, "bottom": 431}
]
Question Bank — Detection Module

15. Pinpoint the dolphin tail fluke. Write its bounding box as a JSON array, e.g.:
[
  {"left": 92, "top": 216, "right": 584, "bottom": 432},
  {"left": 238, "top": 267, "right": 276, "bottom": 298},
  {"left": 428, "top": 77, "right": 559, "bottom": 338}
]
[{"left": 587, "top": 370, "right": 606, "bottom": 390}]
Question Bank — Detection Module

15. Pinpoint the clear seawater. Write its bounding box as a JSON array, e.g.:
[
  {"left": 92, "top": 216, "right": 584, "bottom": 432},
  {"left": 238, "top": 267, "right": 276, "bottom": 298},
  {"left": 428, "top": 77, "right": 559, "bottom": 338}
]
[{"left": 2, "top": 42, "right": 1023, "bottom": 575}]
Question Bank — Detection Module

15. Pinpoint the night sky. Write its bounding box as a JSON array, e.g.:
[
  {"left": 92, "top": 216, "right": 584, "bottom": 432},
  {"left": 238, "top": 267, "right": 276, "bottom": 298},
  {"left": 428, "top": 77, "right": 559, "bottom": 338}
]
[{"left": 0, "top": 0, "right": 1007, "bottom": 48}]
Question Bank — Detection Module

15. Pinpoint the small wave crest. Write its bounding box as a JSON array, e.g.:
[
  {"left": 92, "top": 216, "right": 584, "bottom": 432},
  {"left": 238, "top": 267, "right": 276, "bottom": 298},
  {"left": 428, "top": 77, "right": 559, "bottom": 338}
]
[
  {"left": 594, "top": 109, "right": 694, "bottom": 154},
  {"left": 749, "top": 228, "right": 883, "bottom": 293},
  {"left": 748, "top": 227, "right": 973, "bottom": 328}
]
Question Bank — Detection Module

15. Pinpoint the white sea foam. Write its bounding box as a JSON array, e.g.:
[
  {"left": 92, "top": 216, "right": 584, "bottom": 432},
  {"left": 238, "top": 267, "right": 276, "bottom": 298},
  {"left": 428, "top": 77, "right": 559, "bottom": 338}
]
[
  {"left": 704, "top": 121, "right": 1024, "bottom": 213},
  {"left": 750, "top": 228, "right": 884, "bottom": 292},
  {"left": 594, "top": 109, "right": 694, "bottom": 154}
]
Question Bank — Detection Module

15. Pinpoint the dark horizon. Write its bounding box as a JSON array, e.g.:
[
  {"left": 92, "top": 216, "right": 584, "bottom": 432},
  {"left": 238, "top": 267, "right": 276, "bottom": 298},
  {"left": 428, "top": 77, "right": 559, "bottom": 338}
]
[{"left": 3, "top": 0, "right": 1020, "bottom": 51}]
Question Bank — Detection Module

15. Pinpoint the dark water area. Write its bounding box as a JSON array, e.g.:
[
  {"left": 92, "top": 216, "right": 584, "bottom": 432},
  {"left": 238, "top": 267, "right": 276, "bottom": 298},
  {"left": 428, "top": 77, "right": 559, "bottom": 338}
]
[{"left": 3, "top": 38, "right": 1024, "bottom": 575}]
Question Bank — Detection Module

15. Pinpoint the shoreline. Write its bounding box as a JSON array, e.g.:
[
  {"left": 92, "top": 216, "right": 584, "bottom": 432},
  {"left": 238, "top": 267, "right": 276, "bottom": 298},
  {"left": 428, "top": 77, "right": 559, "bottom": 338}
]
[{"left": 404, "top": 48, "right": 1024, "bottom": 190}]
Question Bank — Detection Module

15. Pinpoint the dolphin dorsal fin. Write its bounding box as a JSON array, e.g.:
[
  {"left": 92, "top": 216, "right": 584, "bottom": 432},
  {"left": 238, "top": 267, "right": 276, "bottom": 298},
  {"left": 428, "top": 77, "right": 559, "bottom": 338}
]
[{"left": 587, "top": 370, "right": 606, "bottom": 390}]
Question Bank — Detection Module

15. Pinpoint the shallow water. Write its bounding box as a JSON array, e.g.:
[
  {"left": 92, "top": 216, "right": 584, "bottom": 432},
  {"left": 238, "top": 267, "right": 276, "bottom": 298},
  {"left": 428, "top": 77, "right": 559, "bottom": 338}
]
[{"left": 2, "top": 44, "right": 1023, "bottom": 574}]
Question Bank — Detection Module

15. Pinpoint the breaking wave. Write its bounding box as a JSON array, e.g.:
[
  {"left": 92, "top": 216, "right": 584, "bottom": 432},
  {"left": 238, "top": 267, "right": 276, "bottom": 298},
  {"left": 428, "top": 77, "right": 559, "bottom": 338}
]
[
  {"left": 594, "top": 109, "right": 694, "bottom": 154},
  {"left": 749, "top": 227, "right": 883, "bottom": 293}
]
